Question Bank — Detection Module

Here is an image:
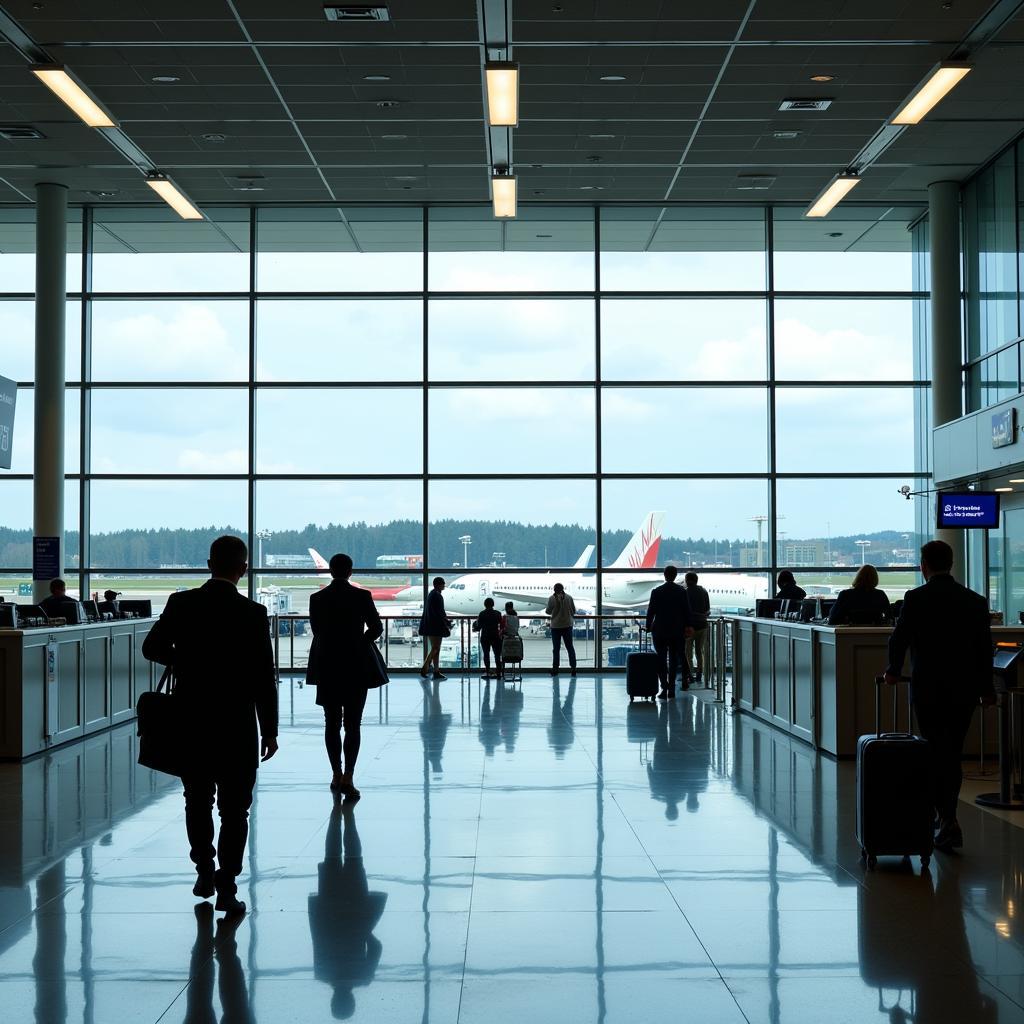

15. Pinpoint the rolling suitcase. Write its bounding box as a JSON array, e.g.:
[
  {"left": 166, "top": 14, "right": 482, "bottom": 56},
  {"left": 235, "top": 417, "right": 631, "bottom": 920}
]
[
  {"left": 626, "top": 625, "right": 659, "bottom": 702},
  {"left": 856, "top": 676, "right": 933, "bottom": 869}
]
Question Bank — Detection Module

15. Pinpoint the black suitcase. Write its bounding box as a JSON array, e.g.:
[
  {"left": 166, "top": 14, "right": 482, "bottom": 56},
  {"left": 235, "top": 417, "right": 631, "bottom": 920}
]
[
  {"left": 626, "top": 625, "right": 659, "bottom": 702},
  {"left": 856, "top": 676, "right": 933, "bottom": 869}
]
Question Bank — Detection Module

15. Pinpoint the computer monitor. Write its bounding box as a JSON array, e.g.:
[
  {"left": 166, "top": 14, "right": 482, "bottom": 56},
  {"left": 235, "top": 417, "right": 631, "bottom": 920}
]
[
  {"left": 0, "top": 603, "right": 16, "bottom": 628},
  {"left": 817, "top": 598, "right": 836, "bottom": 621},
  {"left": 755, "top": 598, "right": 782, "bottom": 619},
  {"left": 58, "top": 601, "right": 87, "bottom": 625},
  {"left": 797, "top": 599, "right": 817, "bottom": 622},
  {"left": 81, "top": 599, "right": 99, "bottom": 622},
  {"left": 16, "top": 604, "right": 47, "bottom": 626},
  {"left": 118, "top": 599, "right": 152, "bottom": 618}
]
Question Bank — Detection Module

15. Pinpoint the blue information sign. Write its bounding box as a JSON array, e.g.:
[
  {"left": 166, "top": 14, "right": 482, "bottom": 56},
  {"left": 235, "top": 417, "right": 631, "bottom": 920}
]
[
  {"left": 0, "top": 373, "right": 16, "bottom": 471},
  {"left": 33, "top": 536, "right": 61, "bottom": 582}
]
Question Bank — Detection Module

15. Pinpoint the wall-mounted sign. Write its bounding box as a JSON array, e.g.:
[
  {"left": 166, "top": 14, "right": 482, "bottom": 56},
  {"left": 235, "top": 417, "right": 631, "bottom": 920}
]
[
  {"left": 0, "top": 373, "right": 16, "bottom": 470},
  {"left": 33, "top": 536, "right": 61, "bottom": 582},
  {"left": 992, "top": 407, "right": 1016, "bottom": 449}
]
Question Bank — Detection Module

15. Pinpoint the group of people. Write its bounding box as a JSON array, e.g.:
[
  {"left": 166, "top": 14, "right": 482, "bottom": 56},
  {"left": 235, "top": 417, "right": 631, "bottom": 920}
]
[{"left": 644, "top": 567, "right": 712, "bottom": 699}]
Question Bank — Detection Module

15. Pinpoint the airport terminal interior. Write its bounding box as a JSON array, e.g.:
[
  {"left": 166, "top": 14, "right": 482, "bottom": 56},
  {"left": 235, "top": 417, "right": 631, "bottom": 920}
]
[{"left": 5, "top": 1, "right": 1024, "bottom": 1021}]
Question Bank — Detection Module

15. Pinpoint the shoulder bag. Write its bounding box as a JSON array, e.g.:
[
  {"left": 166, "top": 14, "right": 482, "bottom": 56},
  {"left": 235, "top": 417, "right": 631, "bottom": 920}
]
[
  {"left": 365, "top": 641, "right": 389, "bottom": 689},
  {"left": 136, "top": 666, "right": 185, "bottom": 777}
]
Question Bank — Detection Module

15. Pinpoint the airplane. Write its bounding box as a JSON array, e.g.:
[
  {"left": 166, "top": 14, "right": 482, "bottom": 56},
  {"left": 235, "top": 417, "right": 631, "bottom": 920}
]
[{"left": 308, "top": 548, "right": 412, "bottom": 601}]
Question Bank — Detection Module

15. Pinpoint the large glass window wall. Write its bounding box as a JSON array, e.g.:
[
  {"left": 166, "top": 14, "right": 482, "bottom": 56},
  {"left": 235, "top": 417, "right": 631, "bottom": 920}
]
[{"left": 0, "top": 204, "right": 929, "bottom": 640}]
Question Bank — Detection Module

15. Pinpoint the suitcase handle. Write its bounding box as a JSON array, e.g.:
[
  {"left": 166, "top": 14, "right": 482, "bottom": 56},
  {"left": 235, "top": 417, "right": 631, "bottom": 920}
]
[{"left": 873, "top": 674, "right": 911, "bottom": 737}]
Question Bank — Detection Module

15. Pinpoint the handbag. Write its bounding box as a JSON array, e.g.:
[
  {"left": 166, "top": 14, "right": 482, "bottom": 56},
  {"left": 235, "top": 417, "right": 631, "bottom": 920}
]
[
  {"left": 365, "top": 641, "right": 389, "bottom": 689},
  {"left": 136, "top": 666, "right": 185, "bottom": 777}
]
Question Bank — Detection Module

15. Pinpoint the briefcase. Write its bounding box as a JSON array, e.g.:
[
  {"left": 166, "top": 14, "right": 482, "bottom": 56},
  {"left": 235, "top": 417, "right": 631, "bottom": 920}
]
[{"left": 136, "top": 667, "right": 185, "bottom": 777}]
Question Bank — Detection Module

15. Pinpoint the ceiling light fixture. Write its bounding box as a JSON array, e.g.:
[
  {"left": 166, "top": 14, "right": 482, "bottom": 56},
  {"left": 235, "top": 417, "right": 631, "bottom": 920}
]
[
  {"left": 485, "top": 61, "right": 519, "bottom": 126},
  {"left": 810, "top": 75, "right": 834, "bottom": 82},
  {"left": 381, "top": 133, "right": 407, "bottom": 140},
  {"left": 144, "top": 173, "right": 203, "bottom": 220},
  {"left": 995, "top": 487, "right": 1013, "bottom": 493},
  {"left": 600, "top": 75, "right": 625, "bottom": 82},
  {"left": 589, "top": 133, "right": 615, "bottom": 139},
  {"left": 29, "top": 65, "right": 116, "bottom": 127},
  {"left": 492, "top": 172, "right": 516, "bottom": 218},
  {"left": 1009, "top": 479, "right": 1024, "bottom": 484},
  {"left": 376, "top": 99, "right": 400, "bottom": 108},
  {"left": 151, "top": 75, "right": 181, "bottom": 83},
  {"left": 805, "top": 172, "right": 860, "bottom": 218},
  {"left": 363, "top": 74, "right": 391, "bottom": 81},
  {"left": 891, "top": 61, "right": 971, "bottom": 125}
]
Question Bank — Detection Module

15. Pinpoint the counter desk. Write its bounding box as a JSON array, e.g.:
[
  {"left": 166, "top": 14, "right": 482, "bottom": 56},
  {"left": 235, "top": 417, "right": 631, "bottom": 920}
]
[
  {"left": 729, "top": 616, "right": 1024, "bottom": 758},
  {"left": 0, "top": 618, "right": 159, "bottom": 760}
]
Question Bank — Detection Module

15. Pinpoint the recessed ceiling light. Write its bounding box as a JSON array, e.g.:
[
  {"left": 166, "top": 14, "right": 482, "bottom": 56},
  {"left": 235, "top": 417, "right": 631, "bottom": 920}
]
[
  {"left": 145, "top": 173, "right": 203, "bottom": 220},
  {"left": 1009, "top": 479, "right": 1024, "bottom": 484},
  {"left": 589, "top": 133, "right": 615, "bottom": 139},
  {"left": 393, "top": 175, "right": 418, "bottom": 181},
  {"left": 381, "top": 133, "right": 407, "bottom": 140},
  {"left": 810, "top": 75, "right": 834, "bottom": 82},
  {"left": 29, "top": 65, "right": 116, "bottom": 127},
  {"left": 772, "top": 131, "right": 800, "bottom": 140},
  {"left": 363, "top": 74, "right": 391, "bottom": 81},
  {"left": 579, "top": 185, "right": 604, "bottom": 191},
  {"left": 201, "top": 133, "right": 226, "bottom": 142},
  {"left": 90, "top": 190, "right": 118, "bottom": 198},
  {"left": 234, "top": 185, "right": 265, "bottom": 192},
  {"left": 995, "top": 487, "right": 1013, "bottom": 493},
  {"left": 600, "top": 75, "right": 626, "bottom": 82},
  {"left": 151, "top": 75, "right": 180, "bottom": 83},
  {"left": 376, "top": 99, "right": 400, "bottom": 108}
]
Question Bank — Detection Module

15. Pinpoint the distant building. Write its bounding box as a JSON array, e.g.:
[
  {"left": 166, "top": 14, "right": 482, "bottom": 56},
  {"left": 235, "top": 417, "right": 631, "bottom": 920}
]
[
  {"left": 739, "top": 547, "right": 762, "bottom": 568},
  {"left": 265, "top": 553, "right": 315, "bottom": 569},
  {"left": 781, "top": 542, "right": 826, "bottom": 567},
  {"left": 376, "top": 554, "right": 424, "bottom": 570}
]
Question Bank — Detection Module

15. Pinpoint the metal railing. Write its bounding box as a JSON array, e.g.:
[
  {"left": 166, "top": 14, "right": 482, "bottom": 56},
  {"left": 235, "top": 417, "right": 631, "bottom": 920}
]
[{"left": 272, "top": 612, "right": 734, "bottom": 692}]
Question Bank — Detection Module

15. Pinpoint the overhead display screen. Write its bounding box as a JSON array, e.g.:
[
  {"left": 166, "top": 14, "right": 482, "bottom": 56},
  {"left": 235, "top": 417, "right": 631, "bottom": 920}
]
[{"left": 936, "top": 491, "right": 1001, "bottom": 529}]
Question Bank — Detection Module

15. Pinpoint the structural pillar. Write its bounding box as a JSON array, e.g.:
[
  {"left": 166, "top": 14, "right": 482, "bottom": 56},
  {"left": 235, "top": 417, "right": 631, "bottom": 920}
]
[
  {"left": 928, "top": 180, "right": 965, "bottom": 583},
  {"left": 33, "top": 182, "right": 68, "bottom": 602}
]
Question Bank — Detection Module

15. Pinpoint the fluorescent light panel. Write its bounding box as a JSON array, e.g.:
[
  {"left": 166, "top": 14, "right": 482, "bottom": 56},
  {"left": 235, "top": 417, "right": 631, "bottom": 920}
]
[
  {"left": 145, "top": 176, "right": 204, "bottom": 220},
  {"left": 805, "top": 173, "right": 860, "bottom": 218},
  {"left": 30, "top": 65, "right": 116, "bottom": 128},
  {"left": 485, "top": 62, "right": 519, "bottom": 126},
  {"left": 892, "top": 63, "right": 970, "bottom": 125},
  {"left": 492, "top": 174, "right": 517, "bottom": 218}
]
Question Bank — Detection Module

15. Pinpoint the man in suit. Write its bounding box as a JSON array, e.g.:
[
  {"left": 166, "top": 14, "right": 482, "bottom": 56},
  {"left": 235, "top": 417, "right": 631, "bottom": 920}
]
[
  {"left": 885, "top": 539, "right": 995, "bottom": 852},
  {"left": 308, "top": 553, "right": 383, "bottom": 799},
  {"left": 142, "top": 535, "right": 278, "bottom": 916},
  {"left": 645, "top": 565, "right": 695, "bottom": 700},
  {"left": 39, "top": 578, "right": 77, "bottom": 618}
]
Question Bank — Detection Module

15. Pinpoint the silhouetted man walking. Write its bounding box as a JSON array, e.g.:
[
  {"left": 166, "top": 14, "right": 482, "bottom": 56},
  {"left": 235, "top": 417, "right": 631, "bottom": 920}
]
[{"left": 645, "top": 565, "right": 694, "bottom": 699}]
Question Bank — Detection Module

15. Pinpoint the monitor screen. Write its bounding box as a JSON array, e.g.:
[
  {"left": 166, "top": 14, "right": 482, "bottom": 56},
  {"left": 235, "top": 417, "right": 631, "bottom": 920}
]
[
  {"left": 936, "top": 491, "right": 1000, "bottom": 529},
  {"left": 118, "top": 599, "right": 152, "bottom": 618},
  {"left": 755, "top": 598, "right": 782, "bottom": 619}
]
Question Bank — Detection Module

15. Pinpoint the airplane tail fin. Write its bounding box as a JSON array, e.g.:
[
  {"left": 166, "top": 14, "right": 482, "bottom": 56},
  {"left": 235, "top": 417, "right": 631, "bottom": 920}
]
[
  {"left": 573, "top": 544, "right": 595, "bottom": 570},
  {"left": 308, "top": 548, "right": 330, "bottom": 572},
  {"left": 611, "top": 511, "right": 665, "bottom": 570}
]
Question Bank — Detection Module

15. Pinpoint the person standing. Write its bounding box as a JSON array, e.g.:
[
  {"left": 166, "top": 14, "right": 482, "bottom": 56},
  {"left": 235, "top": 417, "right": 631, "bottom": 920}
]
[
  {"left": 645, "top": 565, "right": 694, "bottom": 700},
  {"left": 683, "top": 571, "right": 711, "bottom": 684},
  {"left": 308, "top": 553, "right": 384, "bottom": 799},
  {"left": 473, "top": 596, "right": 503, "bottom": 679},
  {"left": 545, "top": 582, "right": 577, "bottom": 677},
  {"left": 884, "top": 540, "right": 995, "bottom": 852},
  {"left": 419, "top": 577, "right": 451, "bottom": 680},
  {"left": 142, "top": 535, "right": 278, "bottom": 917}
]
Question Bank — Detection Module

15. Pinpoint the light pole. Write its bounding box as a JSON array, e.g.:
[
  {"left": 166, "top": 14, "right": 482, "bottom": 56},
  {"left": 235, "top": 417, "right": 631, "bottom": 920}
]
[
  {"left": 256, "top": 529, "right": 272, "bottom": 570},
  {"left": 459, "top": 534, "right": 472, "bottom": 570},
  {"left": 749, "top": 515, "right": 768, "bottom": 568},
  {"left": 856, "top": 539, "right": 871, "bottom": 564},
  {"left": 826, "top": 521, "right": 832, "bottom": 579}
]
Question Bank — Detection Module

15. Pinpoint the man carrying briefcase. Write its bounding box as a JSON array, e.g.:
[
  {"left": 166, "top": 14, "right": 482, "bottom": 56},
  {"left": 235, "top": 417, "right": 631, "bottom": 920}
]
[{"left": 143, "top": 535, "right": 278, "bottom": 916}]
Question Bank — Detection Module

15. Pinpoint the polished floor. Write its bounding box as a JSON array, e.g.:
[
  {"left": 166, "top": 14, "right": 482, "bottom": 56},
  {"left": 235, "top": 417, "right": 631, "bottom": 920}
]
[{"left": 3, "top": 676, "right": 1024, "bottom": 1023}]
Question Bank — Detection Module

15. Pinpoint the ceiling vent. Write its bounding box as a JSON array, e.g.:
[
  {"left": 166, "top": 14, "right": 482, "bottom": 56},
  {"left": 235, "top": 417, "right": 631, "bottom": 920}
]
[
  {"left": 736, "top": 175, "right": 776, "bottom": 190},
  {"left": 0, "top": 126, "right": 46, "bottom": 140},
  {"left": 779, "top": 98, "right": 832, "bottom": 111},
  {"left": 324, "top": 4, "right": 390, "bottom": 20}
]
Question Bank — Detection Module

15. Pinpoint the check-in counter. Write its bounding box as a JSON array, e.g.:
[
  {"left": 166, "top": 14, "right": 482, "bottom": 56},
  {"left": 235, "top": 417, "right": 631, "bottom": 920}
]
[
  {"left": 0, "top": 618, "right": 159, "bottom": 760},
  {"left": 730, "top": 616, "right": 1024, "bottom": 758}
]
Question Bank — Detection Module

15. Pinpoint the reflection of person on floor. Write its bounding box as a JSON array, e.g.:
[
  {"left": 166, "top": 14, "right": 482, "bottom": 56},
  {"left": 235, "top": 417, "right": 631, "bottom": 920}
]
[
  {"left": 34, "top": 862, "right": 67, "bottom": 1024},
  {"left": 308, "top": 802, "right": 387, "bottom": 1020},
  {"left": 547, "top": 679, "right": 576, "bottom": 758},
  {"left": 497, "top": 679, "right": 524, "bottom": 753},
  {"left": 184, "top": 904, "right": 253, "bottom": 1024},
  {"left": 685, "top": 698, "right": 712, "bottom": 813},
  {"left": 647, "top": 700, "right": 688, "bottom": 819},
  {"left": 419, "top": 678, "right": 452, "bottom": 775},
  {"left": 479, "top": 680, "right": 502, "bottom": 756}
]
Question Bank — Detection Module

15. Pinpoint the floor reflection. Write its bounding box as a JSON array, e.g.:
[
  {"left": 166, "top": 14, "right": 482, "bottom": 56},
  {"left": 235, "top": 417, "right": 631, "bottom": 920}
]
[{"left": 2, "top": 680, "right": 1024, "bottom": 1023}]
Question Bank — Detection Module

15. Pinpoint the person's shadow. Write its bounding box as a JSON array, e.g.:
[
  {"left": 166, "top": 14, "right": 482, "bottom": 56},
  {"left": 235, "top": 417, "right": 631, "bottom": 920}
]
[
  {"left": 183, "top": 903, "right": 253, "bottom": 1024},
  {"left": 479, "top": 680, "right": 502, "bottom": 756},
  {"left": 547, "top": 678, "right": 576, "bottom": 758},
  {"left": 307, "top": 801, "right": 388, "bottom": 1020},
  {"left": 647, "top": 699, "right": 689, "bottom": 820},
  {"left": 420, "top": 679, "right": 452, "bottom": 775}
]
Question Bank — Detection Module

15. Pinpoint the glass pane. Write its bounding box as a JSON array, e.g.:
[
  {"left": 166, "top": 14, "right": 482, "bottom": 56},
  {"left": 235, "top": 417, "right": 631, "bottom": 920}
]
[
  {"left": 428, "top": 208, "right": 594, "bottom": 291},
  {"left": 91, "top": 388, "right": 248, "bottom": 474},
  {"left": 254, "top": 479, "right": 423, "bottom": 568},
  {"left": 8, "top": 387, "right": 81, "bottom": 473},
  {"left": 92, "top": 208, "right": 250, "bottom": 292},
  {"left": 775, "top": 386, "right": 919, "bottom": 473},
  {"left": 428, "top": 478, "right": 596, "bottom": 574},
  {"left": 791, "top": 568, "right": 921, "bottom": 602},
  {"left": 92, "top": 301, "right": 249, "bottom": 381},
  {"left": 601, "top": 387, "right": 768, "bottom": 473},
  {"left": 0, "top": 301, "right": 81, "bottom": 382},
  {"left": 772, "top": 206, "right": 918, "bottom": 292},
  {"left": 428, "top": 387, "right": 595, "bottom": 473},
  {"left": 0, "top": 479, "right": 79, "bottom": 567},
  {"left": 601, "top": 299, "right": 766, "bottom": 381},
  {"left": 0, "top": 208, "right": 83, "bottom": 293},
  {"left": 256, "top": 388, "right": 422, "bottom": 473},
  {"left": 89, "top": 480, "right": 248, "bottom": 568},
  {"left": 774, "top": 299, "right": 915, "bottom": 381},
  {"left": 600, "top": 208, "right": 766, "bottom": 291},
  {"left": 429, "top": 299, "right": 594, "bottom": 381},
  {"left": 87, "top": 573, "right": 239, "bottom": 614},
  {"left": 775, "top": 478, "right": 925, "bottom": 571},
  {"left": 257, "top": 208, "right": 422, "bottom": 291},
  {"left": 601, "top": 478, "right": 770, "bottom": 569},
  {"left": 257, "top": 299, "right": 422, "bottom": 381},
  {"left": 979, "top": 347, "right": 1019, "bottom": 408}
]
